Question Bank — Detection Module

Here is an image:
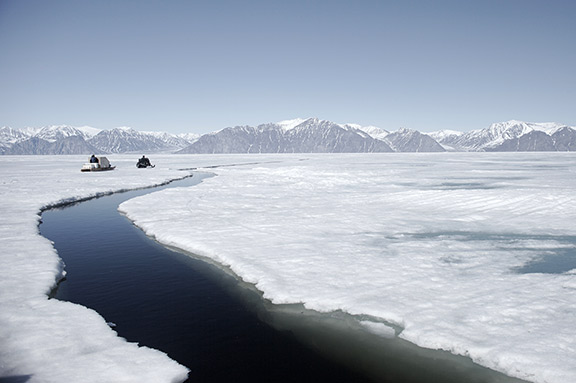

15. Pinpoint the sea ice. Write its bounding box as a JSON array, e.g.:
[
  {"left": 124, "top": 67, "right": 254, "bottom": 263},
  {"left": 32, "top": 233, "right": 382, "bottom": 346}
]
[
  {"left": 0, "top": 154, "right": 209, "bottom": 383},
  {"left": 119, "top": 152, "right": 576, "bottom": 383}
]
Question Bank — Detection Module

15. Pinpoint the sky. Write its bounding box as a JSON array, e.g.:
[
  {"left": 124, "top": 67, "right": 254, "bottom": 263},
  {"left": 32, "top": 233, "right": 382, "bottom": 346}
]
[{"left": 0, "top": 0, "right": 575, "bottom": 134}]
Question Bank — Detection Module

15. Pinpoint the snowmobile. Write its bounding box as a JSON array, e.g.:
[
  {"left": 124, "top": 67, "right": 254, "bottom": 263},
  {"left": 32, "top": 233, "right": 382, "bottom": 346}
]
[{"left": 136, "top": 156, "right": 155, "bottom": 168}]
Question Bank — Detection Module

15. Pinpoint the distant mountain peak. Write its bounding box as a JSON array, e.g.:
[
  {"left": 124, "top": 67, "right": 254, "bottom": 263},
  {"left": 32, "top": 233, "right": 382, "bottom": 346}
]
[
  {"left": 384, "top": 128, "right": 445, "bottom": 152},
  {"left": 276, "top": 118, "right": 307, "bottom": 131},
  {"left": 293, "top": 117, "right": 328, "bottom": 128},
  {"left": 34, "top": 125, "right": 102, "bottom": 142},
  {"left": 431, "top": 119, "right": 575, "bottom": 151},
  {"left": 113, "top": 126, "right": 137, "bottom": 132},
  {"left": 396, "top": 127, "right": 414, "bottom": 134},
  {"left": 177, "top": 118, "right": 394, "bottom": 154}
]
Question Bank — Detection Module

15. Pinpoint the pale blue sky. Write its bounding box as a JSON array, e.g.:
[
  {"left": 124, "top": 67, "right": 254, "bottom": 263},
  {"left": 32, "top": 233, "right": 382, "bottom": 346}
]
[{"left": 1, "top": 0, "right": 574, "bottom": 134}]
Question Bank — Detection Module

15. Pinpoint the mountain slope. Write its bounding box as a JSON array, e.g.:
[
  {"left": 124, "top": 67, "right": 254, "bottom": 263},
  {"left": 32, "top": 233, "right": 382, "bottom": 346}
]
[
  {"left": 178, "top": 125, "right": 283, "bottom": 154},
  {"left": 4, "top": 136, "right": 101, "bottom": 155},
  {"left": 551, "top": 127, "right": 576, "bottom": 151},
  {"left": 35, "top": 125, "right": 101, "bottom": 142},
  {"left": 141, "top": 131, "right": 198, "bottom": 149},
  {"left": 486, "top": 130, "right": 556, "bottom": 152},
  {"left": 177, "top": 118, "right": 394, "bottom": 154},
  {"left": 50, "top": 136, "right": 103, "bottom": 154},
  {"left": 349, "top": 124, "right": 390, "bottom": 141},
  {"left": 486, "top": 126, "right": 576, "bottom": 152},
  {"left": 432, "top": 120, "right": 572, "bottom": 151},
  {"left": 0, "top": 127, "right": 30, "bottom": 152},
  {"left": 284, "top": 118, "right": 393, "bottom": 153},
  {"left": 0, "top": 125, "right": 194, "bottom": 154},
  {"left": 88, "top": 128, "right": 175, "bottom": 153},
  {"left": 384, "top": 128, "right": 445, "bottom": 152}
]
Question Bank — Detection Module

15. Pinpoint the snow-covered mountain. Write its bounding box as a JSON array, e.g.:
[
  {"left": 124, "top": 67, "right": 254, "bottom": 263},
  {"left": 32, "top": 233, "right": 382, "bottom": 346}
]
[
  {"left": 34, "top": 125, "right": 101, "bottom": 142},
  {"left": 177, "top": 118, "right": 450, "bottom": 154},
  {"left": 551, "top": 126, "right": 576, "bottom": 151},
  {"left": 428, "top": 130, "right": 464, "bottom": 151},
  {"left": 176, "top": 132, "right": 201, "bottom": 143},
  {"left": 3, "top": 136, "right": 101, "bottom": 155},
  {"left": 432, "top": 121, "right": 531, "bottom": 151},
  {"left": 0, "top": 126, "right": 30, "bottom": 152},
  {"left": 486, "top": 125, "right": 576, "bottom": 152},
  {"left": 276, "top": 118, "right": 307, "bottom": 131},
  {"left": 344, "top": 124, "right": 389, "bottom": 141},
  {"left": 177, "top": 118, "right": 394, "bottom": 154},
  {"left": 0, "top": 126, "right": 93, "bottom": 154},
  {"left": 0, "top": 125, "right": 196, "bottom": 155},
  {"left": 140, "top": 131, "right": 199, "bottom": 149},
  {"left": 383, "top": 128, "right": 445, "bottom": 152},
  {"left": 288, "top": 118, "right": 393, "bottom": 152},
  {"left": 2, "top": 119, "right": 575, "bottom": 155},
  {"left": 432, "top": 120, "right": 575, "bottom": 151},
  {"left": 87, "top": 127, "right": 190, "bottom": 153}
]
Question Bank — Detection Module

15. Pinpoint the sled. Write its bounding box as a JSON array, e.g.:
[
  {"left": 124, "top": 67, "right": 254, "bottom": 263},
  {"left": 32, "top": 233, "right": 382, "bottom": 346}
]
[{"left": 81, "top": 157, "right": 116, "bottom": 172}]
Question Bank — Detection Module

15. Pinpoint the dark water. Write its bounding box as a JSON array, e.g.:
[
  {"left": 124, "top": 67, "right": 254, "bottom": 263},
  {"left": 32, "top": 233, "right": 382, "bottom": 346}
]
[
  {"left": 40, "top": 174, "right": 530, "bottom": 383},
  {"left": 40, "top": 174, "right": 375, "bottom": 383}
]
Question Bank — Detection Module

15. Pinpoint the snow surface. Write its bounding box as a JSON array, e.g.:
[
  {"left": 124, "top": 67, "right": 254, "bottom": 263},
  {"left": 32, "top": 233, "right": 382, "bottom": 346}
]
[
  {"left": 119, "top": 152, "right": 576, "bottom": 383},
  {"left": 276, "top": 118, "right": 307, "bottom": 131},
  {"left": 350, "top": 124, "right": 390, "bottom": 140},
  {"left": 429, "top": 129, "right": 465, "bottom": 139},
  {"left": 493, "top": 120, "right": 566, "bottom": 136},
  {"left": 2, "top": 153, "right": 575, "bottom": 383},
  {"left": 276, "top": 118, "right": 391, "bottom": 141},
  {"left": 0, "top": 155, "right": 201, "bottom": 383}
]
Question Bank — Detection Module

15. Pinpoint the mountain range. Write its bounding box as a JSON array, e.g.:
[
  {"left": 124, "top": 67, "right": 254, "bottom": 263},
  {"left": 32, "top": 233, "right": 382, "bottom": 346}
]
[
  {"left": 1, "top": 118, "right": 575, "bottom": 155},
  {"left": 0, "top": 126, "right": 199, "bottom": 155},
  {"left": 428, "top": 120, "right": 576, "bottom": 152}
]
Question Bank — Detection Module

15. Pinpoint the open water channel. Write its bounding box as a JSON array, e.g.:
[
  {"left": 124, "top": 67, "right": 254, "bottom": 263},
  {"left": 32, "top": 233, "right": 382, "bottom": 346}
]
[{"left": 40, "top": 173, "right": 529, "bottom": 383}]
